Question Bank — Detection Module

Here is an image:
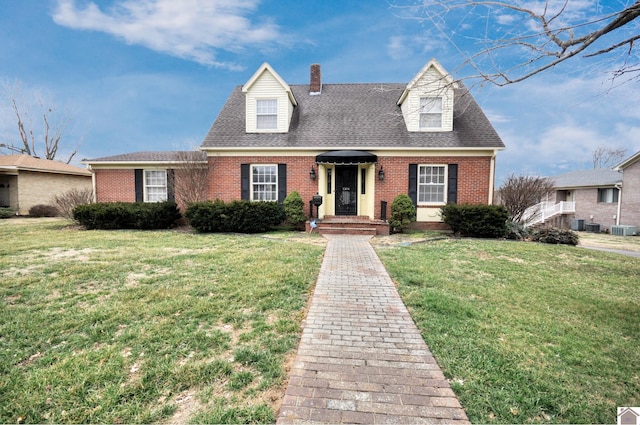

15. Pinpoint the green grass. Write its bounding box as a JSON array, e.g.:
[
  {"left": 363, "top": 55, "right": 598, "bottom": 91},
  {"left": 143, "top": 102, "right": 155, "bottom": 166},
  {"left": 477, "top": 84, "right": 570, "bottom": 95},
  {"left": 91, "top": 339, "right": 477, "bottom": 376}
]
[
  {"left": 0, "top": 219, "right": 324, "bottom": 424},
  {"left": 376, "top": 237, "right": 640, "bottom": 424}
]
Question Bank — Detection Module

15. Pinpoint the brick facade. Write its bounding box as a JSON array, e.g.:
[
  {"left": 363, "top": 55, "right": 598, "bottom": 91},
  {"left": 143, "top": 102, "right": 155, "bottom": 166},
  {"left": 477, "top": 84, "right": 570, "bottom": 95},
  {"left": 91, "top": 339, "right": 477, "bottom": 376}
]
[
  {"left": 572, "top": 188, "right": 618, "bottom": 231},
  {"left": 620, "top": 160, "right": 640, "bottom": 227},
  {"left": 15, "top": 171, "right": 92, "bottom": 215},
  {"left": 94, "top": 169, "right": 136, "bottom": 203}
]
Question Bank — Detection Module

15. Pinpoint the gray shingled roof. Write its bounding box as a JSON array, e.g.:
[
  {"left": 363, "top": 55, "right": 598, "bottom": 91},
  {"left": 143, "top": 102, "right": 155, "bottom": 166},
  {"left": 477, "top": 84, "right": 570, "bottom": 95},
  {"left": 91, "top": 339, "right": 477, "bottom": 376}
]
[
  {"left": 552, "top": 169, "right": 622, "bottom": 188},
  {"left": 200, "top": 83, "right": 504, "bottom": 150},
  {"left": 86, "top": 151, "right": 207, "bottom": 163}
]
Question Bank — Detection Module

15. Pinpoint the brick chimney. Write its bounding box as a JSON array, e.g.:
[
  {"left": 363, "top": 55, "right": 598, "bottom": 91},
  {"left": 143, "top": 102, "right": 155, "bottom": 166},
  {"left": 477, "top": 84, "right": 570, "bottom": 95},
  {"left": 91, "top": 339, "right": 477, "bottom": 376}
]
[{"left": 310, "top": 64, "right": 321, "bottom": 95}]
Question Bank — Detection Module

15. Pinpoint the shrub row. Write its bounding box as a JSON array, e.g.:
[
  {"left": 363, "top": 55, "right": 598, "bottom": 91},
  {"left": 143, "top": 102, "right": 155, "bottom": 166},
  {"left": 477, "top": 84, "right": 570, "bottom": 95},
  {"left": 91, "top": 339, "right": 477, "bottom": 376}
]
[
  {"left": 529, "top": 227, "right": 579, "bottom": 246},
  {"left": 73, "top": 202, "right": 181, "bottom": 230},
  {"left": 0, "top": 207, "right": 15, "bottom": 219},
  {"left": 185, "top": 200, "right": 284, "bottom": 233},
  {"left": 441, "top": 203, "right": 509, "bottom": 238}
]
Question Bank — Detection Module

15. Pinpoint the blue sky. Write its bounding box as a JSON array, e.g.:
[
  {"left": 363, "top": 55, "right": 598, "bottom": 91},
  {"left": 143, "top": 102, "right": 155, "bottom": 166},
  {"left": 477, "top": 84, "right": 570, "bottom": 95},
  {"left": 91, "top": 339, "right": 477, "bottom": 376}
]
[{"left": 1, "top": 0, "right": 638, "bottom": 185}]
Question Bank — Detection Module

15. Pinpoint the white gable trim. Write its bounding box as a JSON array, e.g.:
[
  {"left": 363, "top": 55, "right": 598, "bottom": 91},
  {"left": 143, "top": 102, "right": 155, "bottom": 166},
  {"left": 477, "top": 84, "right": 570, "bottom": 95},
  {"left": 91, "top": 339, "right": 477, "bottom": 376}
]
[
  {"left": 242, "top": 62, "right": 297, "bottom": 106},
  {"left": 397, "top": 58, "right": 457, "bottom": 106}
]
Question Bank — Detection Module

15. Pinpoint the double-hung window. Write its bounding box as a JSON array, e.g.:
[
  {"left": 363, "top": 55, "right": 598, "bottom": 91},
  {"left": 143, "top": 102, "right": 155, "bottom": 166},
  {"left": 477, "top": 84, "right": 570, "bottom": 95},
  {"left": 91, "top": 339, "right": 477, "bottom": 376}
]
[
  {"left": 251, "top": 165, "right": 278, "bottom": 201},
  {"left": 597, "top": 188, "right": 619, "bottom": 203},
  {"left": 144, "top": 170, "right": 167, "bottom": 202},
  {"left": 419, "top": 97, "right": 442, "bottom": 129},
  {"left": 418, "top": 165, "right": 446, "bottom": 204},
  {"left": 256, "top": 99, "right": 277, "bottom": 130}
]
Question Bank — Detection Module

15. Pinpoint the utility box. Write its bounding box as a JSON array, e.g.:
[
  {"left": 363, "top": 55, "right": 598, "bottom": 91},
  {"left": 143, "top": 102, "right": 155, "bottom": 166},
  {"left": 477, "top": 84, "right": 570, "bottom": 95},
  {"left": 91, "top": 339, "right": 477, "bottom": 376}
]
[
  {"left": 585, "top": 223, "right": 600, "bottom": 233},
  {"left": 611, "top": 225, "right": 638, "bottom": 236},
  {"left": 571, "top": 219, "right": 585, "bottom": 231}
]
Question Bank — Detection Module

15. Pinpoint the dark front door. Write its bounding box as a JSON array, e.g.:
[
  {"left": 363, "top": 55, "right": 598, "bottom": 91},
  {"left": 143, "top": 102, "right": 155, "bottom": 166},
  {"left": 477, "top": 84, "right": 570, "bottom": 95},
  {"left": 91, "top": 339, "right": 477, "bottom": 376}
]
[{"left": 335, "top": 165, "right": 358, "bottom": 215}]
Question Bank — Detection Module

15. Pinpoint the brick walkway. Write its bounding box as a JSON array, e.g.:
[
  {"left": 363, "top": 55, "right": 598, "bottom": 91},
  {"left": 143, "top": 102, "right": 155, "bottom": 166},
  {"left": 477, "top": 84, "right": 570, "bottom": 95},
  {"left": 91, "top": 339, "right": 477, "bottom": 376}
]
[{"left": 277, "top": 235, "right": 469, "bottom": 424}]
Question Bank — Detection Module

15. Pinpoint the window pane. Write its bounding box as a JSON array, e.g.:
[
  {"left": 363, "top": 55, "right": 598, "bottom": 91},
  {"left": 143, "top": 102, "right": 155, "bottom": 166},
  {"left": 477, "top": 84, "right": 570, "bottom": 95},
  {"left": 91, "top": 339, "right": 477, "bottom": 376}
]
[
  {"left": 251, "top": 165, "right": 277, "bottom": 201},
  {"left": 257, "top": 114, "right": 277, "bottom": 129},
  {"left": 144, "top": 170, "right": 167, "bottom": 203},
  {"left": 257, "top": 99, "right": 277, "bottom": 129},
  {"left": 417, "top": 165, "right": 445, "bottom": 203},
  {"left": 420, "top": 97, "right": 442, "bottom": 128}
]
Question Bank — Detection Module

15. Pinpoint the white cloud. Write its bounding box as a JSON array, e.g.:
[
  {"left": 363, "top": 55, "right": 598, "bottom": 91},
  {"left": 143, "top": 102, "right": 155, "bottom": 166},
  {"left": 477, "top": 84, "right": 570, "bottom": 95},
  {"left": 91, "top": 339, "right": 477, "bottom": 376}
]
[{"left": 52, "top": 0, "right": 286, "bottom": 69}]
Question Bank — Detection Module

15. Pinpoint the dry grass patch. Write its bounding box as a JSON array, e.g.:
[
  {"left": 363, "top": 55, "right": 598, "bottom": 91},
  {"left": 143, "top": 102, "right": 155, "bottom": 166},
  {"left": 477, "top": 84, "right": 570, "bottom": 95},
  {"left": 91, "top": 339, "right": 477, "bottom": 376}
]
[{"left": 0, "top": 219, "right": 324, "bottom": 424}]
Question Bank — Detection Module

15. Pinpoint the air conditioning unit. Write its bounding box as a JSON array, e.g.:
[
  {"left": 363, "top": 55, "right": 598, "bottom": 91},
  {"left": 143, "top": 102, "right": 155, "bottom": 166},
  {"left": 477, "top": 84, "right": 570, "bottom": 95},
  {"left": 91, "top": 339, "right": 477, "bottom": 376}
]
[
  {"left": 585, "top": 223, "right": 600, "bottom": 233},
  {"left": 611, "top": 225, "right": 638, "bottom": 236},
  {"left": 571, "top": 219, "right": 585, "bottom": 231}
]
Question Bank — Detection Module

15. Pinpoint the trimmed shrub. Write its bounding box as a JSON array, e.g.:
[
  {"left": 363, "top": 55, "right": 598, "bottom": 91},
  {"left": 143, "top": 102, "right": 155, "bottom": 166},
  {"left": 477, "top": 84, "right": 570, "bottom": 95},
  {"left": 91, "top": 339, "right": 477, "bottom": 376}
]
[
  {"left": 73, "top": 202, "right": 181, "bottom": 230},
  {"left": 0, "top": 207, "right": 15, "bottom": 219},
  {"left": 505, "top": 220, "right": 531, "bottom": 240},
  {"left": 389, "top": 194, "right": 416, "bottom": 233},
  {"left": 441, "top": 203, "right": 509, "bottom": 238},
  {"left": 530, "top": 227, "right": 579, "bottom": 246},
  {"left": 29, "top": 204, "right": 60, "bottom": 217},
  {"left": 283, "top": 191, "right": 307, "bottom": 229},
  {"left": 185, "top": 200, "right": 284, "bottom": 233},
  {"left": 52, "top": 187, "right": 94, "bottom": 220}
]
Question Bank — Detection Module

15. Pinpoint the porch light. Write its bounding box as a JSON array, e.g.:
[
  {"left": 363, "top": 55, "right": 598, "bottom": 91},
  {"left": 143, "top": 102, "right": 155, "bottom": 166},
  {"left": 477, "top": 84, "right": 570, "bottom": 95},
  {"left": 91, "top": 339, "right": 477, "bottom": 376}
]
[
  {"left": 310, "top": 166, "right": 316, "bottom": 180},
  {"left": 378, "top": 166, "right": 385, "bottom": 181}
]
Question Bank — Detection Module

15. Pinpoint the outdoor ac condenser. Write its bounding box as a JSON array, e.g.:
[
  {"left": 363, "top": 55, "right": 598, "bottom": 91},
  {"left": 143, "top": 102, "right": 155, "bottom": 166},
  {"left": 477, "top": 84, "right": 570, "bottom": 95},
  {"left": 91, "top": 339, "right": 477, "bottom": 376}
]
[{"left": 611, "top": 225, "right": 638, "bottom": 236}]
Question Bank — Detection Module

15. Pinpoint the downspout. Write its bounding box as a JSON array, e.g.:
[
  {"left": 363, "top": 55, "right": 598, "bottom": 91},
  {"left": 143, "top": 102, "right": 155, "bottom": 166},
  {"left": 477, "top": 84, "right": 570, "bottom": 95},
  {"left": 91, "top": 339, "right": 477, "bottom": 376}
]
[
  {"left": 615, "top": 182, "right": 622, "bottom": 226},
  {"left": 488, "top": 153, "right": 496, "bottom": 205}
]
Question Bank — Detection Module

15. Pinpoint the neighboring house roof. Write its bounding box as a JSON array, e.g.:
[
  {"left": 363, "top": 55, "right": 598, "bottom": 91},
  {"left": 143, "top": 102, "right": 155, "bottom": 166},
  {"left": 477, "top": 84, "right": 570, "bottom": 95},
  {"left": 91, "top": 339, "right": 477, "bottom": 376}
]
[
  {"left": 615, "top": 150, "right": 640, "bottom": 170},
  {"left": 200, "top": 83, "right": 505, "bottom": 150},
  {"left": 85, "top": 151, "right": 207, "bottom": 165},
  {"left": 0, "top": 154, "right": 91, "bottom": 176},
  {"left": 552, "top": 169, "right": 622, "bottom": 189}
]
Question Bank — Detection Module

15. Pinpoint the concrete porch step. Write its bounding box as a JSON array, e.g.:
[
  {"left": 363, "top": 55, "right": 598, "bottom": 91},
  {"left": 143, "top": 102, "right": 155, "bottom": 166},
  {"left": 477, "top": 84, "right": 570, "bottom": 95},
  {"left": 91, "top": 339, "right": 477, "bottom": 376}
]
[
  {"left": 317, "top": 226, "right": 378, "bottom": 236},
  {"left": 307, "top": 216, "right": 390, "bottom": 236}
]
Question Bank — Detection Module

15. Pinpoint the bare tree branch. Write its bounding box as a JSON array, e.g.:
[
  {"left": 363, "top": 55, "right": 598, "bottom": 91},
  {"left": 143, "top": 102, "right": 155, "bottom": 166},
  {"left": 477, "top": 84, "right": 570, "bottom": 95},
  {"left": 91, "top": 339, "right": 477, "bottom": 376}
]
[
  {"left": 397, "top": 0, "right": 640, "bottom": 86},
  {"left": 1, "top": 80, "right": 81, "bottom": 163}
]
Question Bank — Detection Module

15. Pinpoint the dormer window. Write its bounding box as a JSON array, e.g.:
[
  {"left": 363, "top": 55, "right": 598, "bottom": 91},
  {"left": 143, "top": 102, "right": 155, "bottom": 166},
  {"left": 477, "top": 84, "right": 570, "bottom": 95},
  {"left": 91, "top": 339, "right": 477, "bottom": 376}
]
[
  {"left": 256, "top": 99, "right": 278, "bottom": 130},
  {"left": 420, "top": 97, "right": 442, "bottom": 129}
]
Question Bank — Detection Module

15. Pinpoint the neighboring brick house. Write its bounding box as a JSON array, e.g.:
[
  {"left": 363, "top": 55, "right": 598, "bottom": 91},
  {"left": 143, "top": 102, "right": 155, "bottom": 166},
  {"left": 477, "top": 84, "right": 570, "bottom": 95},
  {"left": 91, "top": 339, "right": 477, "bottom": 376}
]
[
  {"left": 0, "top": 154, "right": 92, "bottom": 215},
  {"left": 615, "top": 150, "right": 640, "bottom": 228},
  {"left": 549, "top": 169, "right": 623, "bottom": 231},
  {"left": 86, "top": 59, "right": 505, "bottom": 232}
]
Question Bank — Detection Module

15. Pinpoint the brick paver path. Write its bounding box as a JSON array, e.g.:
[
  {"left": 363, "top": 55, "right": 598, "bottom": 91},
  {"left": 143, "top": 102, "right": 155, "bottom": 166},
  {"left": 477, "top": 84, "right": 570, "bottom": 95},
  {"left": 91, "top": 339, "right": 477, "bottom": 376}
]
[{"left": 277, "top": 235, "right": 469, "bottom": 424}]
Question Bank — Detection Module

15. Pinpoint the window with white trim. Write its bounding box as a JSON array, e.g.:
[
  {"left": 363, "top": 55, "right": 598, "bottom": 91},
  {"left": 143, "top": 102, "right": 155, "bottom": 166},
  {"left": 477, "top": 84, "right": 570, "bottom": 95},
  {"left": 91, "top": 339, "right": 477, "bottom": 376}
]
[
  {"left": 256, "top": 99, "right": 277, "bottom": 130},
  {"left": 597, "top": 188, "right": 619, "bottom": 203},
  {"left": 418, "top": 165, "right": 447, "bottom": 204},
  {"left": 144, "top": 170, "right": 168, "bottom": 202},
  {"left": 251, "top": 165, "right": 278, "bottom": 201},
  {"left": 419, "top": 97, "right": 442, "bottom": 129}
]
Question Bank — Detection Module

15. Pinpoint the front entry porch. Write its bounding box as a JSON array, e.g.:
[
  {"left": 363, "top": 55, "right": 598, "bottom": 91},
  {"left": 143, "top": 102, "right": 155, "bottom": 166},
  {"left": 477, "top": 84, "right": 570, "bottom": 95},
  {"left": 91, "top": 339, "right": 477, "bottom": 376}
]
[{"left": 306, "top": 215, "right": 390, "bottom": 236}]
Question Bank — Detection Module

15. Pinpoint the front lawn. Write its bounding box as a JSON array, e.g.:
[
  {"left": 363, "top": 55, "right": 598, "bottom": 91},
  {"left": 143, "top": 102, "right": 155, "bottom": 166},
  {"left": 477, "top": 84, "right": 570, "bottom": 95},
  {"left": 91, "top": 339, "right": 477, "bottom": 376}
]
[
  {"left": 376, "top": 237, "right": 640, "bottom": 424},
  {"left": 0, "top": 220, "right": 325, "bottom": 424}
]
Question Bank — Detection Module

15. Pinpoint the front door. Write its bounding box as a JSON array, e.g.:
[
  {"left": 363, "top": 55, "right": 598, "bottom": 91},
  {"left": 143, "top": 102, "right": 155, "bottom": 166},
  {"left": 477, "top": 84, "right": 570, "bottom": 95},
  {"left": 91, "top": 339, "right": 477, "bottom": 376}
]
[{"left": 335, "top": 165, "right": 357, "bottom": 215}]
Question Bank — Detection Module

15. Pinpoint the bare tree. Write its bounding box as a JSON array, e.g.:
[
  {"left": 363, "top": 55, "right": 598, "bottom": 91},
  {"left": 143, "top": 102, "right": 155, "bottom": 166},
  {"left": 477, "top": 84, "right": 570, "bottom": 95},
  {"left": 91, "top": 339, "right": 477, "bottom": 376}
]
[
  {"left": 398, "top": 0, "right": 640, "bottom": 86},
  {"left": 497, "top": 174, "right": 555, "bottom": 222},
  {"left": 171, "top": 150, "right": 209, "bottom": 208},
  {"left": 592, "top": 145, "right": 628, "bottom": 168},
  {"left": 0, "top": 80, "right": 81, "bottom": 163}
]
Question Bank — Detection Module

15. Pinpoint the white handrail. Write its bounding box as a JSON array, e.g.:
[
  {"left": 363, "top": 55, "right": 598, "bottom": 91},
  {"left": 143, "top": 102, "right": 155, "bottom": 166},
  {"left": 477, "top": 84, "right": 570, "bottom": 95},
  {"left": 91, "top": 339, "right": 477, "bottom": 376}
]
[{"left": 523, "top": 201, "right": 575, "bottom": 226}]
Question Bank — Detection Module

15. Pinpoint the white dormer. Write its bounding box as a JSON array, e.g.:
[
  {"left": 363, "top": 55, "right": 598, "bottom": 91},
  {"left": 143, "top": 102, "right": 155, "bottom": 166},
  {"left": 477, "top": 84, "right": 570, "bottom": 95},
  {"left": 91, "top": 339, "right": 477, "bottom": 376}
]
[
  {"left": 397, "top": 59, "right": 458, "bottom": 132},
  {"left": 243, "top": 63, "right": 297, "bottom": 133}
]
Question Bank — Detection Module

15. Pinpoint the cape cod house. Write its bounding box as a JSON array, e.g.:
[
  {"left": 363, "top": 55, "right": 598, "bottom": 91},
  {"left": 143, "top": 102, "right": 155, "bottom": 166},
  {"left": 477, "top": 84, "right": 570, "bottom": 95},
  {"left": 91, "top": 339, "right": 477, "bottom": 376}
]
[{"left": 86, "top": 59, "right": 505, "bottom": 234}]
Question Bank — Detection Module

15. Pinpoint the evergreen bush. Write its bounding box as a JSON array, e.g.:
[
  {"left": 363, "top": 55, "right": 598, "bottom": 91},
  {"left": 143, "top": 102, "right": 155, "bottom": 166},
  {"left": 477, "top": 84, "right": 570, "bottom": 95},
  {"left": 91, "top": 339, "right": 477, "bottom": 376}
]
[
  {"left": 185, "top": 200, "right": 284, "bottom": 233},
  {"left": 440, "top": 203, "right": 509, "bottom": 238},
  {"left": 0, "top": 207, "right": 15, "bottom": 219},
  {"left": 530, "top": 227, "right": 579, "bottom": 246},
  {"left": 389, "top": 194, "right": 416, "bottom": 233},
  {"left": 283, "top": 191, "right": 307, "bottom": 229},
  {"left": 73, "top": 202, "right": 181, "bottom": 230}
]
